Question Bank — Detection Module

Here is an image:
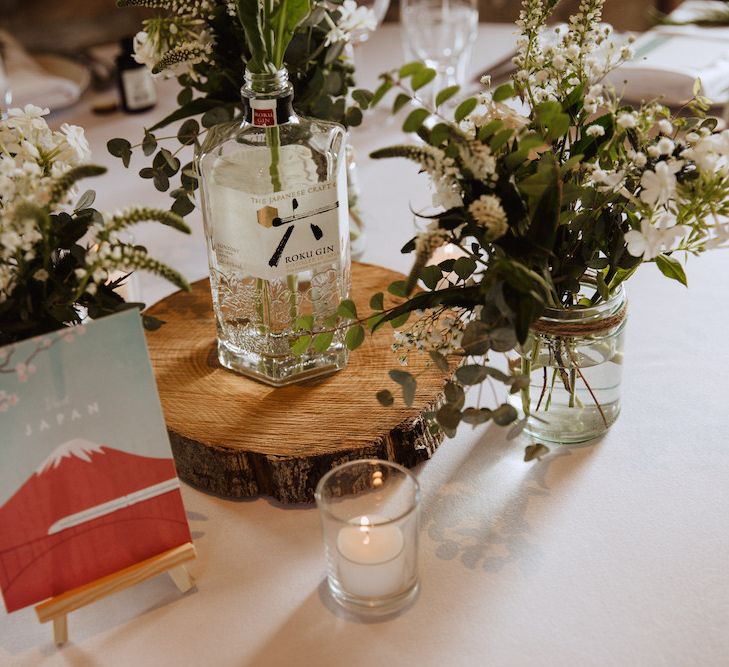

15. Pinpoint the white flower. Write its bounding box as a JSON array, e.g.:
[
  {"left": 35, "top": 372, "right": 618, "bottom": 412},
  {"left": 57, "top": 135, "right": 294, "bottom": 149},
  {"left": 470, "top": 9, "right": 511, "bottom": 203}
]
[
  {"left": 586, "top": 124, "right": 605, "bottom": 137},
  {"left": 473, "top": 101, "right": 530, "bottom": 131},
  {"left": 591, "top": 167, "right": 625, "bottom": 192},
  {"left": 627, "top": 149, "right": 647, "bottom": 168},
  {"left": 325, "top": 0, "right": 377, "bottom": 46},
  {"left": 680, "top": 138, "right": 719, "bottom": 174},
  {"left": 468, "top": 195, "right": 508, "bottom": 240},
  {"left": 657, "top": 119, "right": 673, "bottom": 135},
  {"left": 625, "top": 213, "right": 689, "bottom": 260},
  {"left": 32, "top": 268, "right": 49, "bottom": 282},
  {"left": 656, "top": 137, "right": 675, "bottom": 156},
  {"left": 59, "top": 124, "right": 91, "bottom": 164},
  {"left": 133, "top": 31, "right": 158, "bottom": 70},
  {"left": 616, "top": 112, "right": 637, "bottom": 129},
  {"left": 639, "top": 161, "right": 680, "bottom": 206},
  {"left": 460, "top": 141, "right": 496, "bottom": 180}
]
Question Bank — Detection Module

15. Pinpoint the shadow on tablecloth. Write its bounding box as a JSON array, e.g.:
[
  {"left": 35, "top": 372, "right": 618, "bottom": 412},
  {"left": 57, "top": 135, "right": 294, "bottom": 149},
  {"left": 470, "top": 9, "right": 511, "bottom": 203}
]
[{"left": 419, "top": 424, "right": 603, "bottom": 573}]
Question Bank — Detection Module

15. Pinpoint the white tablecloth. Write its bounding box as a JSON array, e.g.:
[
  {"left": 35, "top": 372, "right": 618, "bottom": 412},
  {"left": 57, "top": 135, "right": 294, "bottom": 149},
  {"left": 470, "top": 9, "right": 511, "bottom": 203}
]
[{"left": 1, "top": 24, "right": 728, "bottom": 667}]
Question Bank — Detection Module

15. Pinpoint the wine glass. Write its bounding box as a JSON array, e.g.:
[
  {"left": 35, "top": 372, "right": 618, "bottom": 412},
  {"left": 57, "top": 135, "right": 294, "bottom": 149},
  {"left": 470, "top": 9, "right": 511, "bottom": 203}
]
[
  {"left": 401, "top": 0, "right": 478, "bottom": 98},
  {"left": 0, "top": 40, "right": 12, "bottom": 117}
]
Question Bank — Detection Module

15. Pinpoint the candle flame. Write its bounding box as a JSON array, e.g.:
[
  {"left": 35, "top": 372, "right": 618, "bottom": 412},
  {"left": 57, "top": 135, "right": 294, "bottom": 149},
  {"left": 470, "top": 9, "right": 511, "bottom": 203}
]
[{"left": 359, "top": 516, "right": 371, "bottom": 544}]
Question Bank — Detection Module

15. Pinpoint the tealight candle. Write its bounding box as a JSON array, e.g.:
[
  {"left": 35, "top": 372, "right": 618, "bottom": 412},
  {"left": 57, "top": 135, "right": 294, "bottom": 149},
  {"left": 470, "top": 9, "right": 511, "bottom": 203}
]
[
  {"left": 316, "top": 460, "right": 420, "bottom": 615},
  {"left": 336, "top": 515, "right": 406, "bottom": 598}
]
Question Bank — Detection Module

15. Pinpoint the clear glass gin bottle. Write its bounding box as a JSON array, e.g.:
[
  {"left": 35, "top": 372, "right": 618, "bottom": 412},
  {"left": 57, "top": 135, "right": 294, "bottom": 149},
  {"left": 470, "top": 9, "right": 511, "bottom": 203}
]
[{"left": 196, "top": 68, "right": 351, "bottom": 386}]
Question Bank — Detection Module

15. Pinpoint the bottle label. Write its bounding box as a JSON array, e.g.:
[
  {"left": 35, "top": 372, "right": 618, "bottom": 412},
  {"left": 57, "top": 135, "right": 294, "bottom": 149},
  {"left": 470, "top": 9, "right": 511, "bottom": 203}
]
[
  {"left": 250, "top": 99, "right": 277, "bottom": 127},
  {"left": 121, "top": 68, "right": 157, "bottom": 110},
  {"left": 208, "top": 177, "right": 347, "bottom": 281}
]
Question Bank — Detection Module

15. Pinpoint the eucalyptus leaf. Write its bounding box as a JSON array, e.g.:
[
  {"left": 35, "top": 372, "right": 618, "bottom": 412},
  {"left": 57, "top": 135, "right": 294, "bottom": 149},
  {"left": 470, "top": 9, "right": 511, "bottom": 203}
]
[
  {"left": 454, "top": 97, "right": 477, "bottom": 122},
  {"left": 435, "top": 85, "right": 460, "bottom": 107},
  {"left": 352, "top": 89, "right": 374, "bottom": 109},
  {"left": 107, "top": 138, "right": 132, "bottom": 168},
  {"left": 655, "top": 253, "right": 688, "bottom": 287},
  {"left": 403, "top": 108, "right": 430, "bottom": 133},
  {"left": 74, "top": 190, "right": 95, "bottom": 212},
  {"left": 295, "top": 313, "right": 314, "bottom": 330},
  {"left": 142, "top": 131, "right": 157, "bottom": 156},
  {"left": 393, "top": 93, "right": 411, "bottom": 114},
  {"left": 291, "top": 334, "right": 312, "bottom": 355},
  {"left": 388, "top": 280, "right": 408, "bottom": 297},
  {"left": 399, "top": 61, "right": 425, "bottom": 78},
  {"left": 313, "top": 331, "right": 334, "bottom": 352},
  {"left": 370, "top": 292, "right": 384, "bottom": 311},
  {"left": 411, "top": 67, "right": 436, "bottom": 91},
  {"left": 337, "top": 298, "right": 357, "bottom": 319},
  {"left": 345, "top": 324, "right": 365, "bottom": 350},
  {"left": 177, "top": 118, "right": 200, "bottom": 146}
]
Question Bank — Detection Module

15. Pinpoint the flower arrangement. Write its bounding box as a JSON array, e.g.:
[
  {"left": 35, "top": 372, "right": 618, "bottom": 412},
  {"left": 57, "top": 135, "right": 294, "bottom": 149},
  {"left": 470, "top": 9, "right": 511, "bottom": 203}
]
[
  {"left": 110, "top": 0, "right": 376, "bottom": 215},
  {"left": 0, "top": 105, "right": 190, "bottom": 345},
  {"left": 326, "top": 0, "right": 729, "bottom": 453}
]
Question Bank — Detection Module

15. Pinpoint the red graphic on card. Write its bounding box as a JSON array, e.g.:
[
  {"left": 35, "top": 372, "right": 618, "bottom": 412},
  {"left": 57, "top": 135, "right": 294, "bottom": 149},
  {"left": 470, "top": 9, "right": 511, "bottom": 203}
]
[
  {"left": 253, "top": 108, "right": 276, "bottom": 126},
  {"left": 0, "top": 440, "right": 191, "bottom": 612}
]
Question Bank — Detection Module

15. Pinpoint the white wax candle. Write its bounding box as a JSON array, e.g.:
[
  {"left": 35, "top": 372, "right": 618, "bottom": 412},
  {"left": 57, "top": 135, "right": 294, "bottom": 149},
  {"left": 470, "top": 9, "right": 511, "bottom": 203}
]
[{"left": 336, "top": 515, "right": 406, "bottom": 598}]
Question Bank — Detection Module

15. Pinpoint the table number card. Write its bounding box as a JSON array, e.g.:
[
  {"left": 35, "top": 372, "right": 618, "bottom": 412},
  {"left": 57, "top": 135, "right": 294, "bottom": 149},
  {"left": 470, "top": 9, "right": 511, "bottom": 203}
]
[{"left": 0, "top": 310, "right": 192, "bottom": 613}]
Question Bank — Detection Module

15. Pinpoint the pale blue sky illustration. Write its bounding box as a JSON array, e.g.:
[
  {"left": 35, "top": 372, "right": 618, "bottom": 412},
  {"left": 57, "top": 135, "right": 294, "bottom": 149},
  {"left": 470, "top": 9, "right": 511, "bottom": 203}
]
[{"left": 0, "top": 310, "right": 173, "bottom": 505}]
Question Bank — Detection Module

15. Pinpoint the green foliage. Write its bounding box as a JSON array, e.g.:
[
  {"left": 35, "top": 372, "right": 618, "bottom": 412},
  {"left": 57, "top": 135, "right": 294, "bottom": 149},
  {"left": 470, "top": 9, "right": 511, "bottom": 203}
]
[
  {"left": 345, "top": 324, "right": 365, "bottom": 350},
  {"left": 655, "top": 253, "right": 688, "bottom": 286},
  {"left": 454, "top": 98, "right": 477, "bottom": 122},
  {"left": 0, "top": 171, "right": 190, "bottom": 345},
  {"left": 115, "top": 0, "right": 370, "bottom": 214}
]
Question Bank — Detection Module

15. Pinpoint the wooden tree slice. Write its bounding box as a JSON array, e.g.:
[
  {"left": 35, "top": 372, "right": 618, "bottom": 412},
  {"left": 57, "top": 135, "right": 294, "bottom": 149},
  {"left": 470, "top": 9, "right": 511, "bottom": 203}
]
[{"left": 145, "top": 262, "right": 447, "bottom": 504}]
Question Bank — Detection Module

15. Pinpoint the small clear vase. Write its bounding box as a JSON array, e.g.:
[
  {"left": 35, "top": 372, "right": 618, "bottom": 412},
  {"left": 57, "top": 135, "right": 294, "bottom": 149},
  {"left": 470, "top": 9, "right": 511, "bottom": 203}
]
[{"left": 509, "top": 284, "right": 627, "bottom": 444}]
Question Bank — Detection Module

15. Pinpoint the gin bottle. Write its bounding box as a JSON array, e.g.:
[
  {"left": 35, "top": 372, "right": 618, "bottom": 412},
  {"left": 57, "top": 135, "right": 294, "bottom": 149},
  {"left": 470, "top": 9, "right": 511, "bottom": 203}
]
[{"left": 196, "top": 68, "right": 351, "bottom": 386}]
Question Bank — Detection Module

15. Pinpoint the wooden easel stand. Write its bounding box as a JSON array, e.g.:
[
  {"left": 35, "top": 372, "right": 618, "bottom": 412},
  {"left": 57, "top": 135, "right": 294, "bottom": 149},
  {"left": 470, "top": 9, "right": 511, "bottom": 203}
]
[{"left": 35, "top": 542, "right": 196, "bottom": 646}]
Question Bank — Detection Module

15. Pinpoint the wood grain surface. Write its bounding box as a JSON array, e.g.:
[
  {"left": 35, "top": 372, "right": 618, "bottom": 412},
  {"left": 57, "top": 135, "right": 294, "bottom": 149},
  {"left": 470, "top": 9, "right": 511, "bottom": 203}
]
[{"left": 145, "top": 262, "right": 448, "bottom": 504}]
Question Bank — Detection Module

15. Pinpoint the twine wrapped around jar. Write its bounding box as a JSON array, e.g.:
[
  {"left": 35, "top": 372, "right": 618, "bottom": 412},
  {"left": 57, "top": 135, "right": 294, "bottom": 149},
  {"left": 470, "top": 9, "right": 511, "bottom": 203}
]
[{"left": 530, "top": 302, "right": 628, "bottom": 338}]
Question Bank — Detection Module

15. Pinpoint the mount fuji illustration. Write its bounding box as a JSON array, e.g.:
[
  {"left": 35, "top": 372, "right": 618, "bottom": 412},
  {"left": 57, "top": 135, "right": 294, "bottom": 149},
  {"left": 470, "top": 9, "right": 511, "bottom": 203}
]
[{"left": 0, "top": 439, "right": 191, "bottom": 612}]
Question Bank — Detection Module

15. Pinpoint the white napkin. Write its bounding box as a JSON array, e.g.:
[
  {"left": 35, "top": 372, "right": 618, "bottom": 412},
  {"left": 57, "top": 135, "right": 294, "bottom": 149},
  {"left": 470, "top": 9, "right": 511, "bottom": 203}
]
[
  {"left": 0, "top": 30, "right": 81, "bottom": 111},
  {"left": 609, "top": 3, "right": 729, "bottom": 105}
]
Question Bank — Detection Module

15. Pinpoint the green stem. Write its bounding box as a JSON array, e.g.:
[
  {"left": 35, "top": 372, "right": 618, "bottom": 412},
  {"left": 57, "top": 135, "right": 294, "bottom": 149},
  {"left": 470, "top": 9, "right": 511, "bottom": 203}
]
[
  {"left": 545, "top": 368, "right": 558, "bottom": 412},
  {"left": 520, "top": 355, "right": 532, "bottom": 417},
  {"left": 568, "top": 368, "right": 577, "bottom": 408},
  {"left": 265, "top": 125, "right": 282, "bottom": 192},
  {"left": 273, "top": 0, "right": 288, "bottom": 67}
]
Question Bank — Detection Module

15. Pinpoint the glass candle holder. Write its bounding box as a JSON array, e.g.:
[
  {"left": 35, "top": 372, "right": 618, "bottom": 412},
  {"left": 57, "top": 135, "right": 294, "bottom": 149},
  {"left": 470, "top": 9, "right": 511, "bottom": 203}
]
[{"left": 315, "top": 460, "right": 420, "bottom": 615}]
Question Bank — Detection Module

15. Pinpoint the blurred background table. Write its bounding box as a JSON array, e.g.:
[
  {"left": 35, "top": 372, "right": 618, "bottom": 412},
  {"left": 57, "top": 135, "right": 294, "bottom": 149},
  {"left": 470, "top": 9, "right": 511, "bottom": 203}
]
[{"left": 1, "top": 22, "right": 728, "bottom": 667}]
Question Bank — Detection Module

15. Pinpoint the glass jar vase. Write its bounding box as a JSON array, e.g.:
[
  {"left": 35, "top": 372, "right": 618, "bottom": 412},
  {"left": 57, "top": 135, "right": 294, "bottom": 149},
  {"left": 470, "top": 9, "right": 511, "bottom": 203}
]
[{"left": 509, "top": 284, "right": 627, "bottom": 444}]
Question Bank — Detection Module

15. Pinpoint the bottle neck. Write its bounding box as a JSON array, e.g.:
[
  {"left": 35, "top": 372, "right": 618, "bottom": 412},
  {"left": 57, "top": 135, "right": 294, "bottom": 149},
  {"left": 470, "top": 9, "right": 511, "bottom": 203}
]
[{"left": 242, "top": 68, "right": 295, "bottom": 128}]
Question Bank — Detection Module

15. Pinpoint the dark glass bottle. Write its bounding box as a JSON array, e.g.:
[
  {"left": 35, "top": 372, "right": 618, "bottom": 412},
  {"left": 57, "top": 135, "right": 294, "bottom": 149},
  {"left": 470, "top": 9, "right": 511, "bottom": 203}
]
[{"left": 116, "top": 37, "right": 156, "bottom": 114}]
